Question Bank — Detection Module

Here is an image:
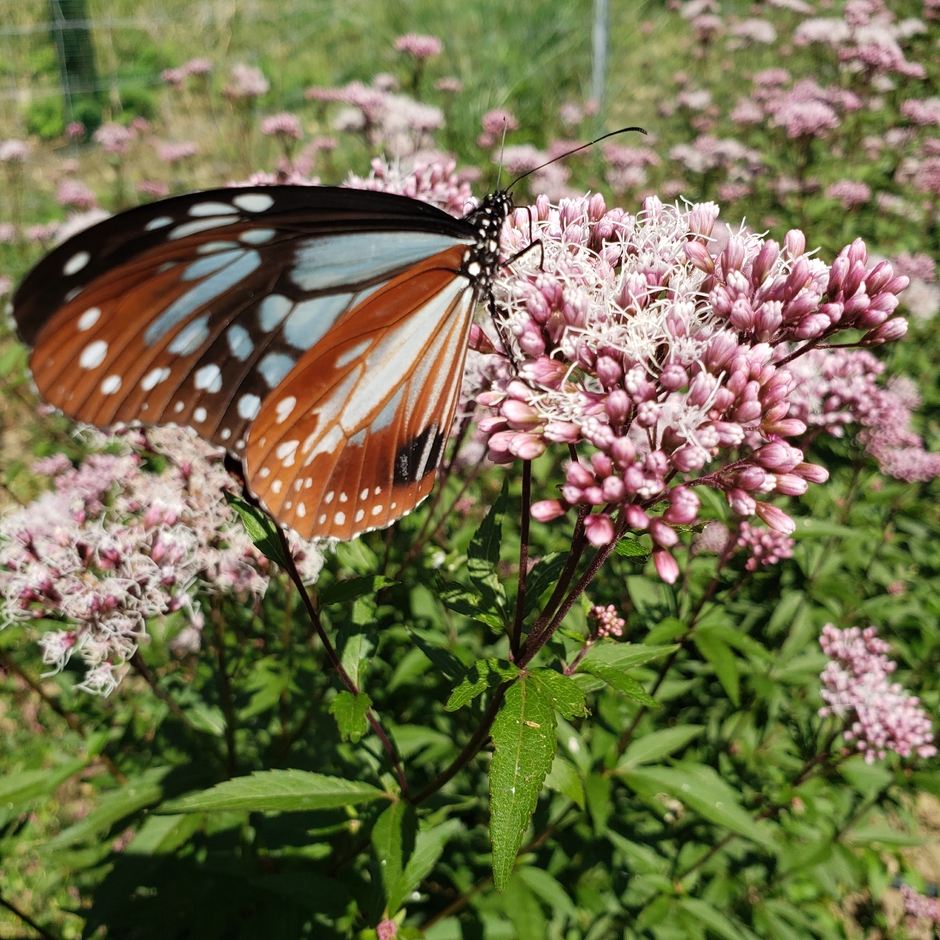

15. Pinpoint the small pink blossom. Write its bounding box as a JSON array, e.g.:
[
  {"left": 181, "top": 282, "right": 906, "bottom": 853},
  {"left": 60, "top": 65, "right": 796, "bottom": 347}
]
[
  {"left": 155, "top": 141, "right": 197, "bottom": 164},
  {"left": 224, "top": 63, "right": 269, "bottom": 99},
  {"left": 376, "top": 919, "right": 398, "bottom": 940},
  {"left": 824, "top": 179, "right": 871, "bottom": 209},
  {"left": 261, "top": 113, "right": 303, "bottom": 140},
  {"left": 393, "top": 33, "right": 442, "bottom": 59},
  {"left": 183, "top": 57, "right": 212, "bottom": 76},
  {"left": 93, "top": 123, "right": 134, "bottom": 156},
  {"left": 590, "top": 604, "right": 625, "bottom": 639},
  {"left": 899, "top": 885, "right": 940, "bottom": 925},
  {"left": 0, "top": 139, "right": 29, "bottom": 162},
  {"left": 65, "top": 121, "right": 85, "bottom": 140}
]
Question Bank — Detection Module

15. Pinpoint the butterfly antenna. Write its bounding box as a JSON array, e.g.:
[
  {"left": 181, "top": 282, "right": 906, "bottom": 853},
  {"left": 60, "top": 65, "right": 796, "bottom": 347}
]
[{"left": 507, "top": 125, "right": 648, "bottom": 190}]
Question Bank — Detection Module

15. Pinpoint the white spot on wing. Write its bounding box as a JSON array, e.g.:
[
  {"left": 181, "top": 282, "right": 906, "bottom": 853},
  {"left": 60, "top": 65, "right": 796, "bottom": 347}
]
[
  {"left": 272, "top": 480, "right": 282, "bottom": 494},
  {"left": 275, "top": 396, "right": 296, "bottom": 423},
  {"left": 145, "top": 215, "right": 173, "bottom": 231},
  {"left": 64, "top": 251, "right": 90, "bottom": 276},
  {"left": 174, "top": 401, "right": 185, "bottom": 413},
  {"left": 221, "top": 428, "right": 232, "bottom": 440},
  {"left": 194, "top": 363, "right": 223, "bottom": 393},
  {"left": 258, "top": 352, "right": 295, "bottom": 388},
  {"left": 182, "top": 249, "right": 246, "bottom": 281},
  {"left": 141, "top": 367, "right": 171, "bottom": 390},
  {"left": 355, "top": 509, "right": 364, "bottom": 522},
  {"left": 334, "top": 511, "right": 346, "bottom": 525},
  {"left": 283, "top": 294, "right": 351, "bottom": 350},
  {"left": 237, "top": 393, "right": 261, "bottom": 420},
  {"left": 240, "top": 228, "right": 276, "bottom": 244},
  {"left": 100, "top": 374, "right": 121, "bottom": 395},
  {"left": 297, "top": 503, "right": 306, "bottom": 517},
  {"left": 372, "top": 505, "right": 383, "bottom": 515},
  {"left": 194, "top": 406, "right": 207, "bottom": 422},
  {"left": 233, "top": 193, "right": 274, "bottom": 212},
  {"left": 258, "top": 294, "right": 292, "bottom": 331},
  {"left": 79, "top": 340, "right": 108, "bottom": 369},
  {"left": 77, "top": 307, "right": 101, "bottom": 331},
  {"left": 169, "top": 217, "right": 237, "bottom": 239},
  {"left": 276, "top": 439, "right": 299, "bottom": 467},
  {"left": 188, "top": 201, "right": 239, "bottom": 217},
  {"left": 168, "top": 315, "right": 211, "bottom": 356},
  {"left": 226, "top": 324, "right": 253, "bottom": 361}
]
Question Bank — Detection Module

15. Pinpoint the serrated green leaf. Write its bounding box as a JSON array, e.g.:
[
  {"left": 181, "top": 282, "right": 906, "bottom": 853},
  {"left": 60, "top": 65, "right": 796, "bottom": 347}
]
[
  {"left": 339, "top": 615, "right": 377, "bottom": 689},
  {"left": 620, "top": 764, "right": 774, "bottom": 847},
  {"left": 544, "top": 754, "right": 584, "bottom": 809},
  {"left": 615, "top": 537, "right": 650, "bottom": 558},
  {"left": 502, "top": 872, "right": 548, "bottom": 939},
  {"left": 184, "top": 702, "right": 226, "bottom": 736},
  {"left": 329, "top": 690, "right": 372, "bottom": 743},
  {"left": 319, "top": 575, "right": 395, "bottom": 606},
  {"left": 694, "top": 631, "right": 739, "bottom": 706},
  {"left": 531, "top": 669, "right": 587, "bottom": 720},
  {"left": 372, "top": 801, "right": 417, "bottom": 913},
  {"left": 239, "top": 659, "right": 289, "bottom": 721},
  {"left": 0, "top": 759, "right": 86, "bottom": 808},
  {"left": 517, "top": 866, "right": 579, "bottom": 920},
  {"left": 44, "top": 766, "right": 173, "bottom": 850},
  {"left": 224, "top": 492, "right": 290, "bottom": 568},
  {"left": 160, "top": 770, "right": 387, "bottom": 813},
  {"left": 489, "top": 676, "right": 556, "bottom": 891},
  {"left": 446, "top": 658, "right": 519, "bottom": 711},
  {"left": 522, "top": 553, "right": 567, "bottom": 618},
  {"left": 436, "top": 578, "right": 505, "bottom": 630},
  {"left": 618, "top": 725, "right": 705, "bottom": 770}
]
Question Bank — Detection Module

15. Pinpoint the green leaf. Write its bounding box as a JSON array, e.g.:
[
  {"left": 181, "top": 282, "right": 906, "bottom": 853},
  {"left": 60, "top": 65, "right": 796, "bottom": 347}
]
[
  {"left": 239, "top": 659, "right": 289, "bottom": 721},
  {"left": 339, "top": 613, "right": 377, "bottom": 689},
  {"left": 489, "top": 676, "right": 556, "bottom": 891},
  {"left": 615, "top": 537, "right": 650, "bottom": 558},
  {"left": 693, "top": 630, "right": 740, "bottom": 706},
  {"left": 579, "top": 666, "right": 659, "bottom": 707},
  {"left": 585, "top": 772, "right": 612, "bottom": 837},
  {"left": 319, "top": 575, "right": 395, "bottom": 606},
  {"left": 446, "top": 658, "right": 518, "bottom": 712},
  {"left": 372, "top": 800, "right": 417, "bottom": 914},
  {"left": 160, "top": 770, "right": 388, "bottom": 813},
  {"left": 466, "top": 481, "right": 509, "bottom": 621},
  {"left": 522, "top": 553, "right": 567, "bottom": 618},
  {"left": 844, "top": 824, "right": 924, "bottom": 847},
  {"left": 618, "top": 725, "right": 705, "bottom": 770},
  {"left": 224, "top": 492, "right": 290, "bottom": 568},
  {"left": 389, "top": 818, "right": 463, "bottom": 915},
  {"left": 407, "top": 628, "right": 466, "bottom": 680},
  {"left": 620, "top": 764, "right": 774, "bottom": 847},
  {"left": 517, "top": 866, "right": 578, "bottom": 920},
  {"left": 502, "top": 872, "right": 548, "bottom": 939},
  {"left": 329, "top": 690, "right": 372, "bottom": 743},
  {"left": 678, "top": 897, "right": 758, "bottom": 940},
  {"left": 579, "top": 642, "right": 679, "bottom": 672},
  {"left": 531, "top": 669, "right": 587, "bottom": 720},
  {"left": 126, "top": 813, "right": 204, "bottom": 855},
  {"left": 543, "top": 754, "right": 584, "bottom": 809},
  {"left": 436, "top": 578, "right": 505, "bottom": 630},
  {"left": 0, "top": 759, "right": 86, "bottom": 808},
  {"left": 44, "top": 766, "right": 173, "bottom": 850}
]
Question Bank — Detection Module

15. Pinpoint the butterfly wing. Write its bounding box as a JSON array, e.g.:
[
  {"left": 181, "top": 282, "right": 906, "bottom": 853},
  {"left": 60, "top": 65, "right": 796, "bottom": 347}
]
[
  {"left": 13, "top": 186, "right": 484, "bottom": 538},
  {"left": 248, "top": 246, "right": 475, "bottom": 539}
]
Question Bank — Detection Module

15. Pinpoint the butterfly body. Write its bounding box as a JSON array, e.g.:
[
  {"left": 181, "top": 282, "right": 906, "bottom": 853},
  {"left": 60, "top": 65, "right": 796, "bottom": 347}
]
[{"left": 13, "top": 185, "right": 511, "bottom": 540}]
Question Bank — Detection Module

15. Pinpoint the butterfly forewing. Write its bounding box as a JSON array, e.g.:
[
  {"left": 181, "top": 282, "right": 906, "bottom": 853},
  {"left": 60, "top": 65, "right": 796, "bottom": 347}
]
[{"left": 13, "top": 185, "right": 501, "bottom": 540}]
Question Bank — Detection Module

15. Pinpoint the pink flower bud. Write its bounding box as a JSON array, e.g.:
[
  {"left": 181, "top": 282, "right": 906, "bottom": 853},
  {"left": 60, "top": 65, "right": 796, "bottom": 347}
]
[
  {"left": 755, "top": 501, "right": 795, "bottom": 533},
  {"left": 664, "top": 486, "right": 700, "bottom": 524},
  {"left": 605, "top": 389, "right": 631, "bottom": 424},
  {"left": 773, "top": 473, "right": 808, "bottom": 496},
  {"left": 653, "top": 548, "right": 679, "bottom": 584},
  {"left": 650, "top": 519, "right": 679, "bottom": 548},
  {"left": 584, "top": 513, "right": 615, "bottom": 546},
  {"left": 684, "top": 239, "right": 714, "bottom": 273},
  {"left": 596, "top": 355, "right": 622, "bottom": 389},
  {"left": 566, "top": 462, "right": 595, "bottom": 487},
  {"left": 864, "top": 318, "right": 908, "bottom": 344},
  {"left": 795, "top": 461, "right": 828, "bottom": 484},
  {"left": 601, "top": 475, "right": 626, "bottom": 502},
  {"left": 625, "top": 504, "right": 649, "bottom": 529},
  {"left": 531, "top": 499, "right": 568, "bottom": 522}
]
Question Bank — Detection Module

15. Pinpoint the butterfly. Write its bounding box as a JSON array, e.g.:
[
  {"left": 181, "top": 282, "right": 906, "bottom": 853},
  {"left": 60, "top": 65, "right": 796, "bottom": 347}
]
[{"left": 12, "top": 184, "right": 511, "bottom": 541}]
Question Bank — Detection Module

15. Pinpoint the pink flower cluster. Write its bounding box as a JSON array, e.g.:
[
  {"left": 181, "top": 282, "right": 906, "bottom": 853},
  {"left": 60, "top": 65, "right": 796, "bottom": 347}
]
[
  {"left": 93, "top": 123, "right": 135, "bottom": 156},
  {"left": 261, "top": 113, "right": 303, "bottom": 140},
  {"left": 161, "top": 58, "right": 213, "bottom": 88},
  {"left": 224, "top": 64, "right": 269, "bottom": 100},
  {"left": 735, "top": 521, "right": 794, "bottom": 570},
  {"left": 55, "top": 179, "right": 97, "bottom": 210},
  {"left": 899, "top": 885, "right": 940, "bottom": 925},
  {"left": 155, "top": 141, "right": 197, "bottom": 164},
  {"left": 0, "top": 429, "right": 322, "bottom": 694},
  {"left": 393, "top": 33, "right": 442, "bottom": 60},
  {"left": 472, "top": 192, "right": 909, "bottom": 582},
  {"left": 818, "top": 624, "right": 936, "bottom": 763},
  {"left": 589, "top": 604, "right": 625, "bottom": 639},
  {"left": 306, "top": 80, "right": 443, "bottom": 158},
  {"left": 0, "top": 139, "right": 29, "bottom": 162},
  {"left": 786, "top": 348, "right": 940, "bottom": 482}
]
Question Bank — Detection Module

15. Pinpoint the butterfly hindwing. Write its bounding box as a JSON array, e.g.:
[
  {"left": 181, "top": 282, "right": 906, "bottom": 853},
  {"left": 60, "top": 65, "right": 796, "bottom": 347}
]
[{"left": 247, "top": 246, "right": 474, "bottom": 540}]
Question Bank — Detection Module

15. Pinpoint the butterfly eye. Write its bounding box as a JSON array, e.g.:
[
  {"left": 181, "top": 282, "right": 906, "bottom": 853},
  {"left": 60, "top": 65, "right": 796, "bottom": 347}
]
[{"left": 13, "top": 185, "right": 510, "bottom": 540}]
